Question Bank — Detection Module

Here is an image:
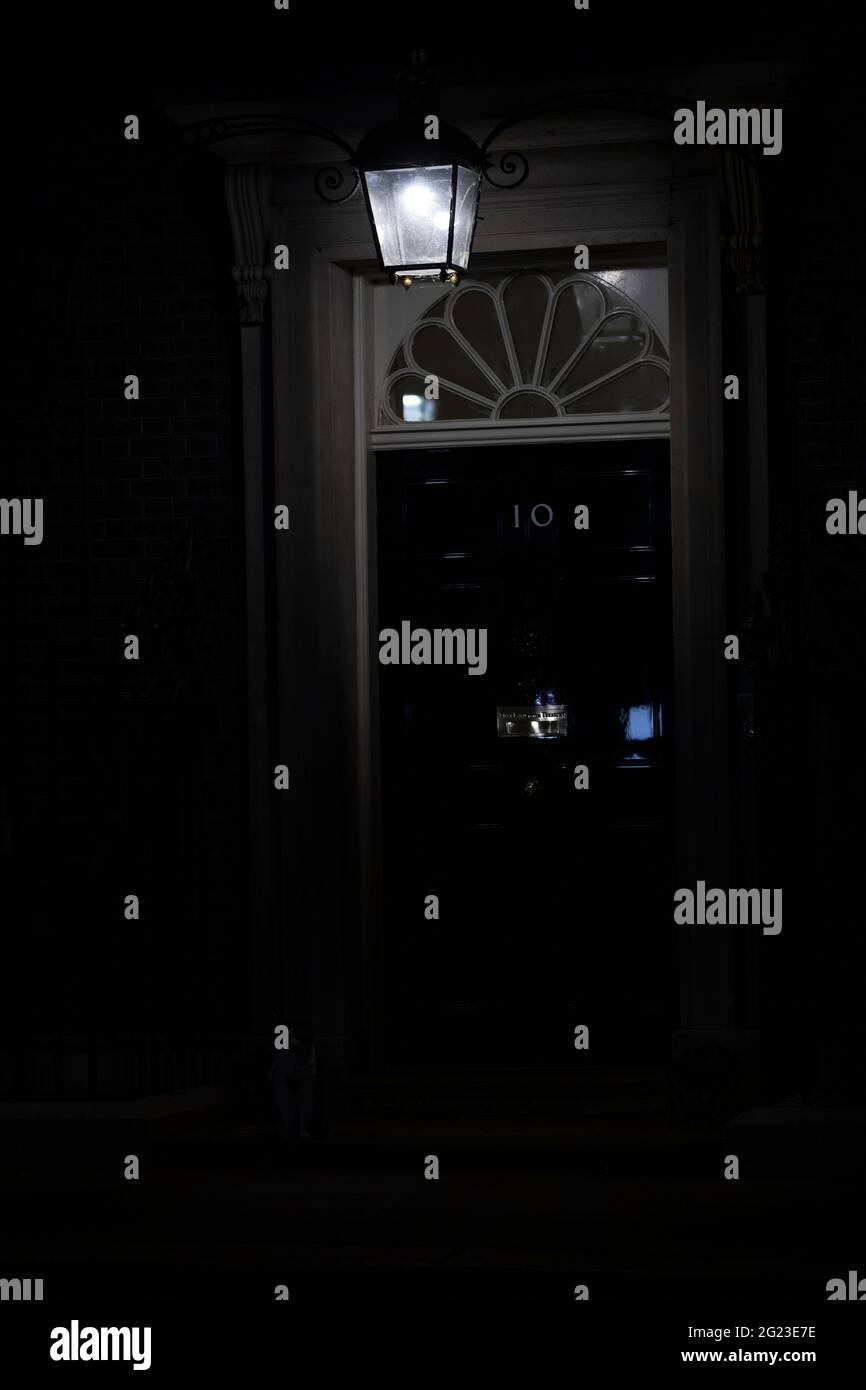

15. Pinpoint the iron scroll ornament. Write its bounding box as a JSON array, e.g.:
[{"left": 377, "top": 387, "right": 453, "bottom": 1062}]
[
  {"left": 185, "top": 87, "right": 765, "bottom": 288},
  {"left": 481, "top": 149, "right": 530, "bottom": 191},
  {"left": 183, "top": 88, "right": 689, "bottom": 206},
  {"left": 313, "top": 164, "right": 361, "bottom": 205},
  {"left": 183, "top": 109, "right": 531, "bottom": 199},
  {"left": 183, "top": 112, "right": 363, "bottom": 198}
]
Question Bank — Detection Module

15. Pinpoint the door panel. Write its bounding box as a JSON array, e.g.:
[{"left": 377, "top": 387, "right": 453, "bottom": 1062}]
[{"left": 376, "top": 442, "right": 674, "bottom": 1066}]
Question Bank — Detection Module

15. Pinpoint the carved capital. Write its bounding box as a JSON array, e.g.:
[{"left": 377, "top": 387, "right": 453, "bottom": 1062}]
[
  {"left": 232, "top": 266, "right": 272, "bottom": 325},
  {"left": 717, "top": 148, "right": 764, "bottom": 294},
  {"left": 224, "top": 164, "right": 273, "bottom": 325}
]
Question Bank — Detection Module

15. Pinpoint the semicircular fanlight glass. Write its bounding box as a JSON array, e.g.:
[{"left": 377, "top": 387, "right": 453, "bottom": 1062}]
[{"left": 381, "top": 273, "right": 669, "bottom": 424}]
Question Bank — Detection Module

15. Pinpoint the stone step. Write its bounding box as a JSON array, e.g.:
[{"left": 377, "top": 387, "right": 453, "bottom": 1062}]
[{"left": 335, "top": 1067, "right": 668, "bottom": 1118}]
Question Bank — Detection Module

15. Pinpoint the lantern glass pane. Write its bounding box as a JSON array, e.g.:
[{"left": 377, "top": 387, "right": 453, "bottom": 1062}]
[
  {"left": 451, "top": 164, "right": 481, "bottom": 269},
  {"left": 365, "top": 165, "right": 454, "bottom": 269}
]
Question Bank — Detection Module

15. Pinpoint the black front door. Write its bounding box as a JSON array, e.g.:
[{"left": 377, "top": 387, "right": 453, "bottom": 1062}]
[{"left": 376, "top": 441, "right": 675, "bottom": 1066}]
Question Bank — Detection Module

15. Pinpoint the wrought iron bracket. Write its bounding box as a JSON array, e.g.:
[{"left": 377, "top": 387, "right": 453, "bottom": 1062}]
[{"left": 183, "top": 113, "right": 362, "bottom": 205}]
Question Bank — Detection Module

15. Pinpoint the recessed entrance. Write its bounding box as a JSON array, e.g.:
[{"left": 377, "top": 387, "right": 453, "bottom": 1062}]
[{"left": 376, "top": 441, "right": 676, "bottom": 1066}]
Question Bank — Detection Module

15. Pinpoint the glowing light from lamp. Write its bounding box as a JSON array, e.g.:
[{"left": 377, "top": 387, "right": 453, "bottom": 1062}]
[{"left": 401, "top": 180, "right": 435, "bottom": 213}]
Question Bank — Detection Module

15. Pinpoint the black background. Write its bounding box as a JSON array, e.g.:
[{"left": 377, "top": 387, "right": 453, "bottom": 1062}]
[{"left": 0, "top": 0, "right": 863, "bottom": 1370}]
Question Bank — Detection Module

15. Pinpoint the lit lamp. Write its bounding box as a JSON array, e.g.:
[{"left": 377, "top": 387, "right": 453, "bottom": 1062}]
[
  {"left": 184, "top": 50, "right": 532, "bottom": 291},
  {"left": 184, "top": 49, "right": 713, "bottom": 295},
  {"left": 355, "top": 118, "right": 483, "bottom": 287}
]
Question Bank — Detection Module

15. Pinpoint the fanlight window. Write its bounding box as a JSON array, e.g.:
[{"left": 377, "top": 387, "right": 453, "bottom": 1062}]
[{"left": 380, "top": 272, "right": 670, "bottom": 424}]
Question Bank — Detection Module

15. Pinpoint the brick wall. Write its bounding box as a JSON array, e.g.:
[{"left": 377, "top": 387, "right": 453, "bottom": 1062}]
[
  {"left": 0, "top": 101, "right": 246, "bottom": 1060},
  {"left": 758, "top": 50, "right": 866, "bottom": 1099}
]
